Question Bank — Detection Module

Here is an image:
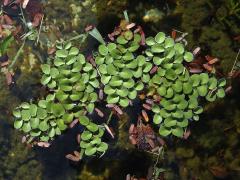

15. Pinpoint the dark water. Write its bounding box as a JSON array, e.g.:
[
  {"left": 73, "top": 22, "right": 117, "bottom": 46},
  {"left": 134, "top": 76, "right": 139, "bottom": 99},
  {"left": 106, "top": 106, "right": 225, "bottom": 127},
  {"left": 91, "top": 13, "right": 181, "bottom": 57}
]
[{"left": 0, "top": 0, "right": 240, "bottom": 179}]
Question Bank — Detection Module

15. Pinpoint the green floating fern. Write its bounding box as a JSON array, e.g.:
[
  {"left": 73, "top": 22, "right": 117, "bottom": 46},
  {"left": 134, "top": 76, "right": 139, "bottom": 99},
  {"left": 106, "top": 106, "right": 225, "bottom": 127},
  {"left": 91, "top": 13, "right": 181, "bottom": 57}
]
[
  {"left": 13, "top": 18, "right": 226, "bottom": 159},
  {"left": 145, "top": 32, "right": 226, "bottom": 137}
]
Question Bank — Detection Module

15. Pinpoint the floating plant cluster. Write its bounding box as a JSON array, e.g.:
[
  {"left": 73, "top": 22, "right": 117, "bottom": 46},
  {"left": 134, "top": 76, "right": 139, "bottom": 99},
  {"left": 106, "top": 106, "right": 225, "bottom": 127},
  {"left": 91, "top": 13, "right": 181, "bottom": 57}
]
[
  {"left": 145, "top": 32, "right": 226, "bottom": 137},
  {"left": 12, "top": 18, "right": 226, "bottom": 159}
]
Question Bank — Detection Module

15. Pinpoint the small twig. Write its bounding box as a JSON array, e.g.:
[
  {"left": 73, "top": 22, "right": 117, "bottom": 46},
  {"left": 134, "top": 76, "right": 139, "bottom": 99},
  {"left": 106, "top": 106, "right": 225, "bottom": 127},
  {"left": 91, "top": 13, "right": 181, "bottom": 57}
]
[
  {"left": 67, "top": 34, "right": 87, "bottom": 42},
  {"left": 36, "top": 14, "right": 44, "bottom": 45},
  {"left": 20, "top": 6, "right": 27, "bottom": 26},
  {"left": 9, "top": 40, "right": 25, "bottom": 69},
  {"left": 123, "top": 10, "right": 129, "bottom": 22},
  {"left": 106, "top": 111, "right": 113, "bottom": 125},
  {"left": 230, "top": 48, "right": 240, "bottom": 75}
]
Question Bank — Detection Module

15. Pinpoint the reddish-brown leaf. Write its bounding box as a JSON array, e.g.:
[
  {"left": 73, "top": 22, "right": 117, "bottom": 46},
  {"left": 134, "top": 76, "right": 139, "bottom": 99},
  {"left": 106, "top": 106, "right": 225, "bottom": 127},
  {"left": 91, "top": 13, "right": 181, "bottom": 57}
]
[
  {"left": 142, "top": 110, "right": 149, "bottom": 122},
  {"left": 209, "top": 166, "right": 228, "bottom": 178}
]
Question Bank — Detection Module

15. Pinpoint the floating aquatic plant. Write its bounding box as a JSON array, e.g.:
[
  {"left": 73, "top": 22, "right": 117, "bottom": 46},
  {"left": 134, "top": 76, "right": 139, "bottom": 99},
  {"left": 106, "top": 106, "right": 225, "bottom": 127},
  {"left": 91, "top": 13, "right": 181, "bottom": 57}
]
[{"left": 13, "top": 14, "right": 226, "bottom": 159}]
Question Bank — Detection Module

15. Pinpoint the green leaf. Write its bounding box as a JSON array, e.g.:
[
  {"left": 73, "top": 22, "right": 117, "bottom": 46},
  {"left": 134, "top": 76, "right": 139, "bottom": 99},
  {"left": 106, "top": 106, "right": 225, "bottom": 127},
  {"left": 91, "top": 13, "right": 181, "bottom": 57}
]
[
  {"left": 107, "top": 95, "right": 119, "bottom": 104},
  {"left": 184, "top": 52, "right": 194, "bottom": 62},
  {"left": 172, "top": 127, "right": 184, "bottom": 137},
  {"left": 101, "top": 75, "right": 112, "bottom": 85},
  {"left": 197, "top": 85, "right": 208, "bottom": 96},
  {"left": 89, "top": 79, "right": 99, "bottom": 88},
  {"left": 41, "top": 75, "right": 51, "bottom": 85},
  {"left": 39, "top": 121, "right": 49, "bottom": 131},
  {"left": 159, "top": 125, "right": 171, "bottom": 136},
  {"left": 165, "top": 69, "right": 177, "bottom": 80},
  {"left": 122, "top": 79, "right": 135, "bottom": 88},
  {"left": 151, "top": 44, "right": 165, "bottom": 53},
  {"left": 64, "top": 42, "right": 72, "bottom": 49},
  {"left": 216, "top": 88, "right": 225, "bottom": 98},
  {"left": 38, "top": 100, "right": 48, "bottom": 108},
  {"left": 49, "top": 128, "right": 55, "bottom": 138},
  {"left": 208, "top": 77, "right": 218, "bottom": 90},
  {"left": 200, "top": 73, "right": 209, "bottom": 84},
  {"left": 157, "top": 86, "right": 167, "bottom": 96},
  {"left": 184, "top": 110, "right": 193, "bottom": 119},
  {"left": 14, "top": 120, "right": 23, "bottom": 129},
  {"left": 143, "top": 62, "right": 152, "bottom": 73},
  {"left": 13, "top": 110, "right": 21, "bottom": 118},
  {"left": 54, "top": 58, "right": 65, "bottom": 66},
  {"left": 183, "top": 82, "right": 192, "bottom": 94},
  {"left": 155, "top": 32, "right": 166, "bottom": 44},
  {"left": 69, "top": 47, "right": 79, "bottom": 56},
  {"left": 177, "top": 119, "right": 188, "bottom": 127},
  {"left": 107, "top": 43, "right": 117, "bottom": 52},
  {"left": 172, "top": 81, "right": 182, "bottom": 93},
  {"left": 104, "top": 85, "right": 116, "bottom": 95},
  {"left": 174, "top": 43, "right": 184, "bottom": 54},
  {"left": 116, "top": 88, "right": 128, "bottom": 97},
  {"left": 146, "top": 36, "right": 156, "bottom": 46},
  {"left": 50, "top": 68, "right": 59, "bottom": 78},
  {"left": 164, "top": 38, "right": 174, "bottom": 48},
  {"left": 117, "top": 35, "right": 128, "bottom": 44},
  {"left": 142, "top": 74, "right": 150, "bottom": 83},
  {"left": 30, "top": 130, "right": 41, "bottom": 137},
  {"left": 177, "top": 100, "right": 188, "bottom": 110},
  {"left": 188, "top": 98, "right": 198, "bottom": 109},
  {"left": 99, "top": 64, "right": 108, "bottom": 74},
  {"left": 119, "top": 69, "right": 133, "bottom": 79},
  {"left": 218, "top": 78, "right": 226, "bottom": 87},
  {"left": 194, "top": 106, "right": 203, "bottom": 114},
  {"left": 99, "top": 44, "right": 108, "bottom": 56},
  {"left": 86, "top": 103, "right": 95, "bottom": 113},
  {"left": 41, "top": 64, "right": 51, "bottom": 74},
  {"left": 79, "top": 116, "right": 90, "bottom": 126},
  {"left": 95, "top": 56, "right": 105, "bottom": 65},
  {"left": 123, "top": 52, "right": 134, "bottom": 61},
  {"left": 87, "top": 122, "right": 98, "bottom": 132},
  {"left": 153, "top": 56, "right": 164, "bottom": 66},
  {"left": 57, "top": 119, "right": 67, "bottom": 131},
  {"left": 29, "top": 104, "right": 38, "bottom": 117},
  {"left": 90, "top": 137, "right": 101, "bottom": 145},
  {"left": 22, "top": 122, "right": 31, "bottom": 133},
  {"left": 51, "top": 103, "right": 65, "bottom": 117},
  {"left": 21, "top": 110, "right": 31, "bottom": 121},
  {"left": 56, "top": 49, "right": 68, "bottom": 58},
  {"left": 85, "top": 146, "right": 97, "bottom": 156},
  {"left": 81, "top": 130, "right": 92, "bottom": 141},
  {"left": 135, "top": 82, "right": 144, "bottom": 91},
  {"left": 164, "top": 118, "right": 177, "bottom": 127},
  {"left": 109, "top": 77, "right": 123, "bottom": 87},
  {"left": 83, "top": 63, "right": 93, "bottom": 72},
  {"left": 30, "top": 118, "right": 39, "bottom": 129},
  {"left": 119, "top": 98, "right": 129, "bottom": 107},
  {"left": 63, "top": 113, "right": 74, "bottom": 124},
  {"left": 97, "top": 142, "right": 108, "bottom": 152},
  {"left": 128, "top": 90, "right": 137, "bottom": 100},
  {"left": 153, "top": 114, "right": 162, "bottom": 124}
]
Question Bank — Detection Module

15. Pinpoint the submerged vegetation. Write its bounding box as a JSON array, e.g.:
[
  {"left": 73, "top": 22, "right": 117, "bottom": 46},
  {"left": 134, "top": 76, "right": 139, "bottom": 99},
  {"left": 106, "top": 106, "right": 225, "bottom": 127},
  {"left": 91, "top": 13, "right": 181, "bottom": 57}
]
[{"left": 0, "top": 0, "right": 240, "bottom": 179}]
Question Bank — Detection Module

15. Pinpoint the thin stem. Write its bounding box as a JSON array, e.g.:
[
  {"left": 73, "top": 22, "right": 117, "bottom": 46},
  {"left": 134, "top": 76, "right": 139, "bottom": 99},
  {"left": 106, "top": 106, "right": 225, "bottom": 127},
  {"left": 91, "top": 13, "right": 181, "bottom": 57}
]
[
  {"left": 106, "top": 111, "right": 113, "bottom": 125},
  {"left": 20, "top": 6, "right": 27, "bottom": 26},
  {"left": 123, "top": 10, "right": 129, "bottom": 22},
  {"left": 230, "top": 49, "right": 240, "bottom": 74},
  {"left": 9, "top": 40, "right": 25, "bottom": 69},
  {"left": 67, "top": 34, "right": 87, "bottom": 42},
  {"left": 36, "top": 14, "right": 44, "bottom": 45}
]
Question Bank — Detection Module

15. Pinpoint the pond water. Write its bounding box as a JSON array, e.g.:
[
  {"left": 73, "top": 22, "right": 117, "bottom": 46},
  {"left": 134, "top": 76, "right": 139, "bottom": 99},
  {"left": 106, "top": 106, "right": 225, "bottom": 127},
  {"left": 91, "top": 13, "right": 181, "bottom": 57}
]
[{"left": 0, "top": 0, "right": 240, "bottom": 180}]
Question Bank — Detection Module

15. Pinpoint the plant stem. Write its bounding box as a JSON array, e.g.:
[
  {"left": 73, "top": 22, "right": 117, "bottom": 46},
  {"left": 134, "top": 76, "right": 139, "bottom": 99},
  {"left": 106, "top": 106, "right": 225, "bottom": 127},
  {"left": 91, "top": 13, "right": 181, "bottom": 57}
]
[
  {"left": 106, "top": 111, "right": 113, "bottom": 125},
  {"left": 9, "top": 40, "right": 25, "bottom": 70},
  {"left": 36, "top": 14, "right": 44, "bottom": 45},
  {"left": 230, "top": 48, "right": 240, "bottom": 75}
]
